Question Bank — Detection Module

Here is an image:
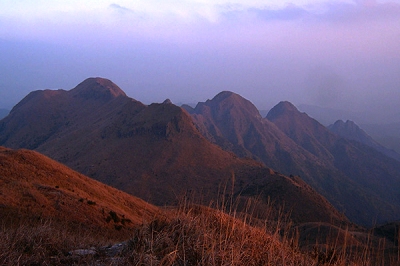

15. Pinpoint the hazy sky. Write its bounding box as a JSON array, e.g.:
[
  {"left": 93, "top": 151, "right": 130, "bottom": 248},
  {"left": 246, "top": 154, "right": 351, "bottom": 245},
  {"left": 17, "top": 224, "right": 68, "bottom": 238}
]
[{"left": 0, "top": 0, "right": 399, "bottom": 122}]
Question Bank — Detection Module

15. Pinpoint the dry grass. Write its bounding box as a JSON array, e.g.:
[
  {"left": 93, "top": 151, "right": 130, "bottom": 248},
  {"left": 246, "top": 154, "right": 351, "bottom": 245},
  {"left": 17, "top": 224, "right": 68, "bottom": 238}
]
[
  {"left": 0, "top": 215, "right": 126, "bottom": 265},
  {"left": 122, "top": 203, "right": 313, "bottom": 265},
  {"left": 0, "top": 197, "right": 399, "bottom": 265}
]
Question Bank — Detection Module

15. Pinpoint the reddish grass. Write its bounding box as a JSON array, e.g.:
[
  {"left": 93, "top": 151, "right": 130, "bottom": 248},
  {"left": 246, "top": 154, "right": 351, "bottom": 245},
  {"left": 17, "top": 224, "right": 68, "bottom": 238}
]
[{"left": 1, "top": 200, "right": 398, "bottom": 265}]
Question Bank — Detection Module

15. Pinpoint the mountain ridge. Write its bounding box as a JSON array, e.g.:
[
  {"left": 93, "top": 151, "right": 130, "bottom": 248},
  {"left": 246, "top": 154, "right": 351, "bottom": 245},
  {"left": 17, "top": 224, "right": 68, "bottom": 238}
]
[
  {"left": 328, "top": 119, "right": 400, "bottom": 162},
  {"left": 189, "top": 90, "right": 400, "bottom": 226},
  {"left": 266, "top": 100, "right": 400, "bottom": 225},
  {"left": 0, "top": 78, "right": 346, "bottom": 226}
]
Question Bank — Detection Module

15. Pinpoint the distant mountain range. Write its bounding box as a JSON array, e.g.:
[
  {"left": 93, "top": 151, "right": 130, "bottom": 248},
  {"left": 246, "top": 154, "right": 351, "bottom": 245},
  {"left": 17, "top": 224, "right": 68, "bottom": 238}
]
[
  {"left": 297, "top": 104, "right": 400, "bottom": 126},
  {"left": 186, "top": 92, "right": 400, "bottom": 226},
  {"left": 328, "top": 120, "right": 400, "bottom": 162},
  {"left": 0, "top": 78, "right": 344, "bottom": 226},
  {"left": 297, "top": 104, "right": 400, "bottom": 158},
  {"left": 1, "top": 77, "right": 400, "bottom": 226}
]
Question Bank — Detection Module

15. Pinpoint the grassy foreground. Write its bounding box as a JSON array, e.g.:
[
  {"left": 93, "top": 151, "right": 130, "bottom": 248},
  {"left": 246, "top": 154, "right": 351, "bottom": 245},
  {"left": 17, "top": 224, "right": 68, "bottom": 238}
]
[{"left": 0, "top": 202, "right": 398, "bottom": 265}]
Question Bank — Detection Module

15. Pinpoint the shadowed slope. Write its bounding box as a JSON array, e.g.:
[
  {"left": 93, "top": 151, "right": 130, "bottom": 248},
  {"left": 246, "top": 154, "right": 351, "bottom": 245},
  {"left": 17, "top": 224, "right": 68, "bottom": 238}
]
[
  {"left": 267, "top": 101, "right": 400, "bottom": 226},
  {"left": 188, "top": 92, "right": 374, "bottom": 225},
  {"left": 328, "top": 119, "right": 400, "bottom": 162},
  {"left": 188, "top": 92, "right": 400, "bottom": 226},
  {"left": 267, "top": 101, "right": 336, "bottom": 163},
  {"left": 189, "top": 92, "right": 329, "bottom": 177}
]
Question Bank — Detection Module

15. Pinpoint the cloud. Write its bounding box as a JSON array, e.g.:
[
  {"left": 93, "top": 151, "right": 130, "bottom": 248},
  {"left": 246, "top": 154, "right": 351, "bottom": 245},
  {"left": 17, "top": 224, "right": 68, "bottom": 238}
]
[
  {"left": 109, "top": 3, "right": 134, "bottom": 14},
  {"left": 1, "top": 0, "right": 400, "bottom": 119},
  {"left": 221, "top": 0, "right": 400, "bottom": 24},
  {"left": 315, "top": 1, "right": 400, "bottom": 23},
  {"left": 244, "top": 4, "right": 310, "bottom": 21}
]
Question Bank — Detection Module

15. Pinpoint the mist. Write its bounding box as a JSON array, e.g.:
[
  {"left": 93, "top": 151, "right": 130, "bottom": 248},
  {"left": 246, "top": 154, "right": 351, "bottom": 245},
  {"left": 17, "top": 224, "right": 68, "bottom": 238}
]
[{"left": 0, "top": 0, "right": 399, "bottom": 123}]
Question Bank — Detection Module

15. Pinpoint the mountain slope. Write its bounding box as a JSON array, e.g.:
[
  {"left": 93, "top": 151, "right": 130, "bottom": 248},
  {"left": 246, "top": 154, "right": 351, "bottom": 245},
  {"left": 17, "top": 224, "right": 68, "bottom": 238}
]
[
  {"left": 328, "top": 120, "right": 400, "bottom": 162},
  {"left": 0, "top": 146, "right": 159, "bottom": 227},
  {"left": 188, "top": 93, "right": 400, "bottom": 226},
  {"left": 0, "top": 78, "right": 346, "bottom": 226},
  {"left": 188, "top": 92, "right": 333, "bottom": 178},
  {"left": 266, "top": 101, "right": 337, "bottom": 163},
  {"left": 267, "top": 101, "right": 400, "bottom": 225},
  {"left": 0, "top": 149, "right": 396, "bottom": 265}
]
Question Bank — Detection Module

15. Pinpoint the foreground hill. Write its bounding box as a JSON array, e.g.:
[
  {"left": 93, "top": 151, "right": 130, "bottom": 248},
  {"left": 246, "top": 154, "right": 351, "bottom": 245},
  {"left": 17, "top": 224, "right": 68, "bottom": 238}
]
[
  {"left": 0, "top": 78, "right": 345, "bottom": 226},
  {"left": 0, "top": 146, "right": 159, "bottom": 228},
  {"left": 0, "top": 147, "right": 398, "bottom": 265},
  {"left": 187, "top": 92, "right": 400, "bottom": 226}
]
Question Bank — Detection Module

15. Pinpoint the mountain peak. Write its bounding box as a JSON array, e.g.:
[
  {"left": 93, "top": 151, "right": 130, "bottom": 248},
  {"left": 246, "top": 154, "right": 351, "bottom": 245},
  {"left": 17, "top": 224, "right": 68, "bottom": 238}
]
[
  {"left": 212, "top": 91, "right": 236, "bottom": 101},
  {"left": 329, "top": 120, "right": 400, "bottom": 161},
  {"left": 198, "top": 91, "right": 261, "bottom": 119},
  {"left": 329, "top": 120, "right": 364, "bottom": 137},
  {"left": 329, "top": 119, "right": 376, "bottom": 145},
  {"left": 70, "top": 77, "right": 126, "bottom": 101},
  {"left": 266, "top": 101, "right": 299, "bottom": 120},
  {"left": 163, "top": 99, "right": 172, "bottom": 104}
]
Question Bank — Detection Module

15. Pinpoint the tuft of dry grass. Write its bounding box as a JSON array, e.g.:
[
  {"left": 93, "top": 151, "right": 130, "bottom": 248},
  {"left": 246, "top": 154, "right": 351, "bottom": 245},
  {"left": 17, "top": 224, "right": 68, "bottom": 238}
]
[{"left": 122, "top": 203, "right": 314, "bottom": 265}]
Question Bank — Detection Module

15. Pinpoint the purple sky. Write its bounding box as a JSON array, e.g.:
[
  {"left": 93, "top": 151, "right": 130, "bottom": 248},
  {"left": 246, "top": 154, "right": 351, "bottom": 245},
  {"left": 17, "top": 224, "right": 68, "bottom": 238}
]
[{"left": 0, "top": 0, "right": 399, "bottom": 123}]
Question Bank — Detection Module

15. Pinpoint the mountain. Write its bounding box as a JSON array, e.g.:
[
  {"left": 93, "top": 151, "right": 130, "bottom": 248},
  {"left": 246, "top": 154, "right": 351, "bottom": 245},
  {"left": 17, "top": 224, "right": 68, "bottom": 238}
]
[
  {"left": 296, "top": 105, "right": 400, "bottom": 158},
  {"left": 297, "top": 104, "right": 364, "bottom": 126},
  {"left": 0, "top": 146, "right": 159, "bottom": 228},
  {"left": 266, "top": 101, "right": 337, "bottom": 163},
  {"left": 297, "top": 104, "right": 400, "bottom": 126},
  {"left": 0, "top": 78, "right": 345, "bottom": 226},
  {"left": 188, "top": 93, "right": 400, "bottom": 226},
  {"left": 0, "top": 108, "right": 9, "bottom": 120},
  {"left": 328, "top": 120, "right": 400, "bottom": 162},
  {"left": 188, "top": 91, "right": 331, "bottom": 177},
  {"left": 267, "top": 101, "right": 400, "bottom": 225}
]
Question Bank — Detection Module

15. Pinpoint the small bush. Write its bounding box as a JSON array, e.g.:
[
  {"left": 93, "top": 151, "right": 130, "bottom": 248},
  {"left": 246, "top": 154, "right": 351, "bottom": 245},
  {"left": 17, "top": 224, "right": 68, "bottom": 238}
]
[
  {"left": 121, "top": 218, "right": 132, "bottom": 225},
  {"left": 87, "top": 200, "right": 96, "bottom": 205},
  {"left": 109, "top": 211, "right": 120, "bottom": 223}
]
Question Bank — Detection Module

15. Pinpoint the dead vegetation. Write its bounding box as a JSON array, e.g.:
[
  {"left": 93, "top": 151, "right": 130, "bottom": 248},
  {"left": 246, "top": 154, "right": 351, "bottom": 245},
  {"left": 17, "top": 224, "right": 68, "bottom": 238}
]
[{"left": 1, "top": 200, "right": 399, "bottom": 265}]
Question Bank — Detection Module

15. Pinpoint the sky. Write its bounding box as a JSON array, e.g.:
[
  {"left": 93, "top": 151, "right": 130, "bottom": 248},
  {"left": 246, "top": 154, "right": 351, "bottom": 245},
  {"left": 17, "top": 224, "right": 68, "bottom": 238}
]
[{"left": 0, "top": 0, "right": 399, "bottom": 123}]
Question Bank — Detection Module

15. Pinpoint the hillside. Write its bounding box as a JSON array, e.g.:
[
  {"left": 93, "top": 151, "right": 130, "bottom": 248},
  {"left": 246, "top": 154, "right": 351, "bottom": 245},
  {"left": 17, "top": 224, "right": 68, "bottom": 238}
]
[
  {"left": 0, "top": 146, "right": 159, "bottom": 228},
  {"left": 0, "top": 147, "right": 398, "bottom": 265},
  {"left": 187, "top": 91, "right": 333, "bottom": 176},
  {"left": 0, "top": 78, "right": 346, "bottom": 226},
  {"left": 188, "top": 92, "right": 400, "bottom": 226},
  {"left": 267, "top": 101, "right": 400, "bottom": 225},
  {"left": 328, "top": 120, "right": 400, "bottom": 161}
]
